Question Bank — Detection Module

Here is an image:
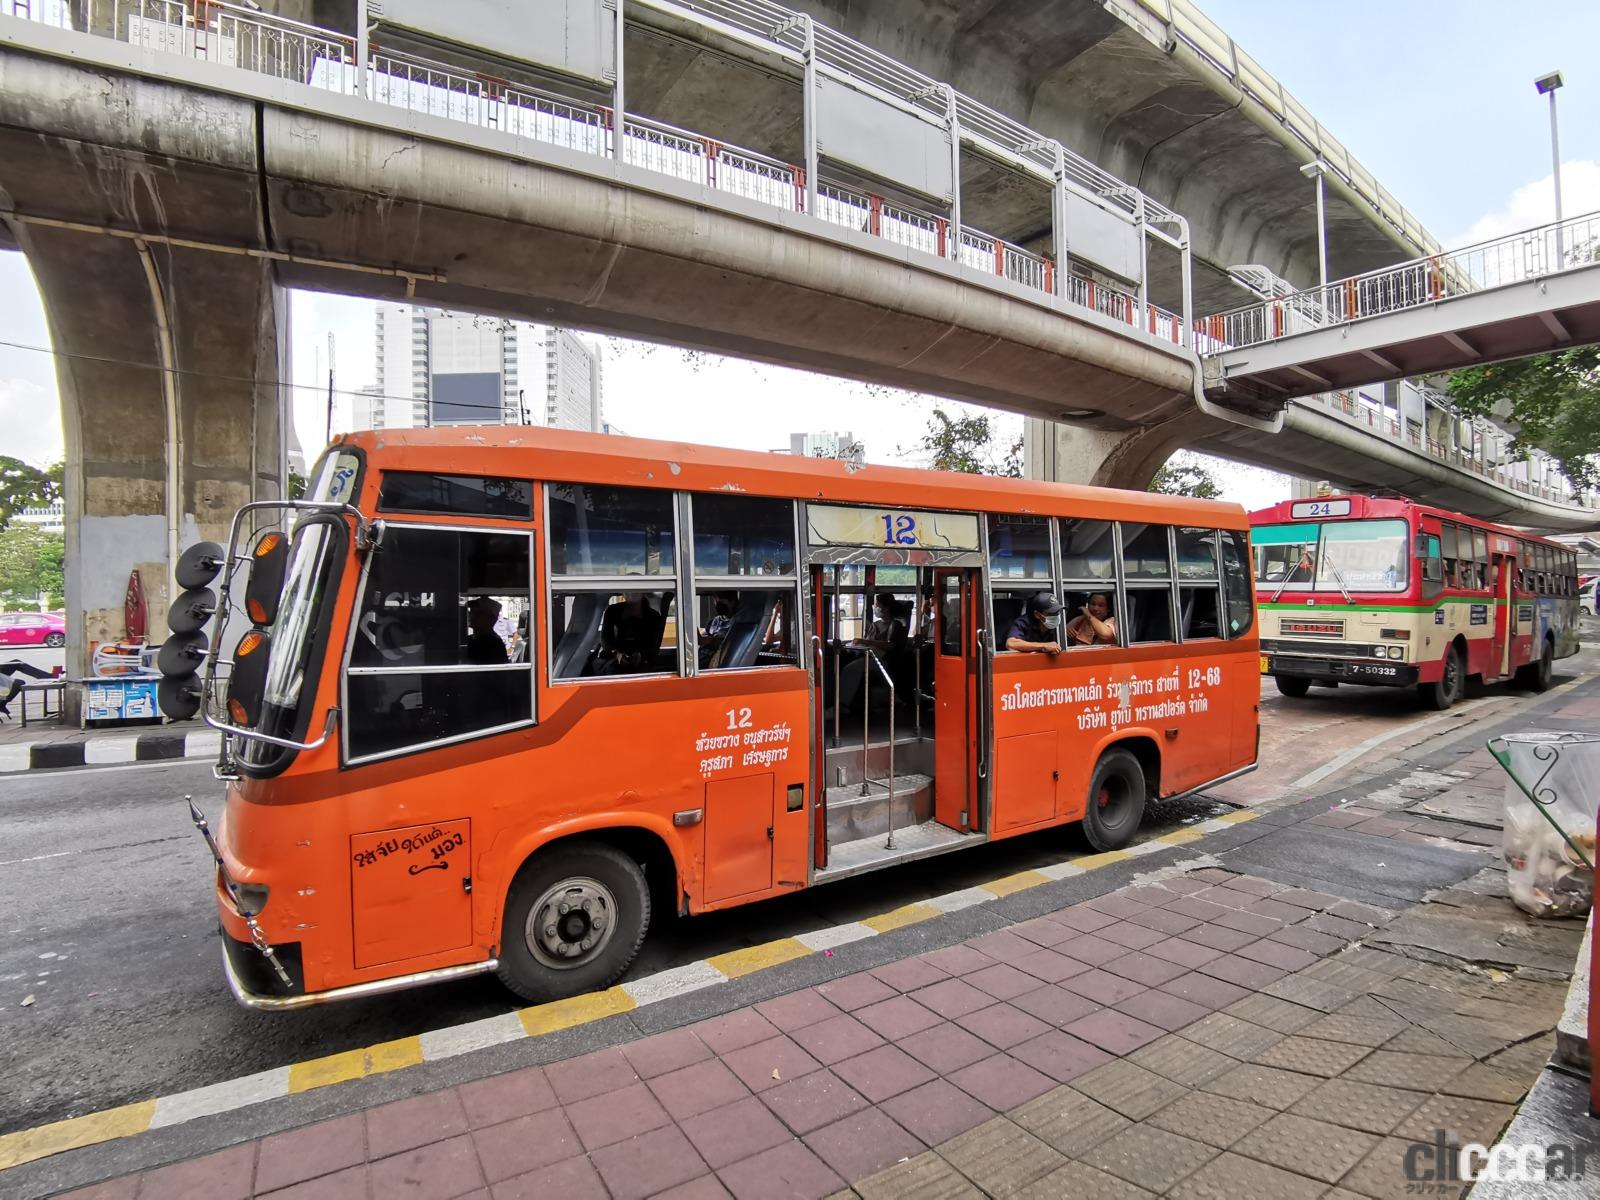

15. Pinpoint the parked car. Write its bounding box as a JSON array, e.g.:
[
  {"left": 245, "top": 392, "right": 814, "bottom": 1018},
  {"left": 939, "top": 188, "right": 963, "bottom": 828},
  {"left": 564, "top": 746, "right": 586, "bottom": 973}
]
[
  {"left": 0, "top": 611, "right": 65, "bottom": 647},
  {"left": 1582, "top": 578, "right": 1598, "bottom": 618}
]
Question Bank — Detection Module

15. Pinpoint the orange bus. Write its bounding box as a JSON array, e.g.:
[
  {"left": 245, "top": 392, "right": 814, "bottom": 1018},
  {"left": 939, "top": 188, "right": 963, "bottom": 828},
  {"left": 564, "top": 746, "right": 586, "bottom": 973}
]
[{"left": 166, "top": 429, "right": 1260, "bottom": 1009}]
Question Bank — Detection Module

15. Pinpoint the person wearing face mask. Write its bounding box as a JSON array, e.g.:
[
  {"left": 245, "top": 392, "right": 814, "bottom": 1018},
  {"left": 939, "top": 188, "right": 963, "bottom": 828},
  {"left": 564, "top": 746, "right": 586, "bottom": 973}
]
[{"left": 1006, "top": 592, "right": 1063, "bottom": 654}]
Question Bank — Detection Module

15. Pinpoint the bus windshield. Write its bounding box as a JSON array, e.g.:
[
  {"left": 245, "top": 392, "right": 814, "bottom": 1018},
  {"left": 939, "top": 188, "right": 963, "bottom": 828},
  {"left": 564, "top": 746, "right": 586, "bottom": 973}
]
[{"left": 1253, "top": 519, "right": 1409, "bottom": 593}]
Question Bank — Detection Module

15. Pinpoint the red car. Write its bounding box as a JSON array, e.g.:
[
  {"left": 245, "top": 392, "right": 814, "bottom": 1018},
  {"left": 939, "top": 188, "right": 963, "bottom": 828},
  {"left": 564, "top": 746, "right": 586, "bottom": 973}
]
[{"left": 0, "top": 611, "right": 66, "bottom": 648}]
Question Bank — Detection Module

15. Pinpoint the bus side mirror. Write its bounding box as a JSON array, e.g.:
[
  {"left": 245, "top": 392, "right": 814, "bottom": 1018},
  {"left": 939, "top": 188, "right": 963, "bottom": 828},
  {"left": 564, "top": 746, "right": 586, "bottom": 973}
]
[{"left": 244, "top": 531, "right": 290, "bottom": 626}]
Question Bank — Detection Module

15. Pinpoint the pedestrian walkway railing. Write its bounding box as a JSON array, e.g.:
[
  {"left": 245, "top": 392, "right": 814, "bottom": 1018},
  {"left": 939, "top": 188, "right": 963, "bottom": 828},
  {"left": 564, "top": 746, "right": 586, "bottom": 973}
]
[{"left": 0, "top": 0, "right": 1189, "bottom": 347}]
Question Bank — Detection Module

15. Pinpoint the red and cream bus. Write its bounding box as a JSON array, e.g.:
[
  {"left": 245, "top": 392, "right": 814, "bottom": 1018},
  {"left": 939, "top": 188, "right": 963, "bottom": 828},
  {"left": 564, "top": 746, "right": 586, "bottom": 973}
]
[
  {"left": 166, "top": 429, "right": 1260, "bottom": 1009},
  {"left": 1251, "top": 495, "right": 1580, "bottom": 709}
]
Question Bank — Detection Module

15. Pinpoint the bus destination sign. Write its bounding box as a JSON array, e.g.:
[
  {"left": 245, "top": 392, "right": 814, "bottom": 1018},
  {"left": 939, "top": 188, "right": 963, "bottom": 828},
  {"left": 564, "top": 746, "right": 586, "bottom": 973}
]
[
  {"left": 1290, "top": 499, "right": 1351, "bottom": 519},
  {"left": 806, "top": 504, "right": 981, "bottom": 551}
]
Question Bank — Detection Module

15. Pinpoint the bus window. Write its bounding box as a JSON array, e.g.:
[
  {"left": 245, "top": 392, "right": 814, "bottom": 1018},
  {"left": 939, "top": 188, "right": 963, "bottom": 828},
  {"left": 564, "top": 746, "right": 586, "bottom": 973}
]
[
  {"left": 1220, "top": 530, "right": 1254, "bottom": 638},
  {"left": 1420, "top": 534, "right": 1443, "bottom": 601},
  {"left": 378, "top": 472, "right": 533, "bottom": 519},
  {"left": 551, "top": 590, "right": 677, "bottom": 679},
  {"left": 347, "top": 526, "right": 533, "bottom": 761},
  {"left": 1176, "top": 528, "right": 1222, "bottom": 640},
  {"left": 692, "top": 495, "right": 799, "bottom": 671},
  {"left": 691, "top": 494, "right": 796, "bottom": 576},
  {"left": 1061, "top": 589, "right": 1118, "bottom": 647},
  {"left": 990, "top": 515, "right": 1054, "bottom": 645},
  {"left": 1059, "top": 519, "right": 1115, "bottom": 581},
  {"left": 548, "top": 484, "right": 675, "bottom": 576},
  {"left": 1441, "top": 524, "right": 1459, "bottom": 587},
  {"left": 1122, "top": 524, "right": 1174, "bottom": 643},
  {"left": 1252, "top": 523, "right": 1317, "bottom": 585},
  {"left": 1320, "top": 520, "right": 1408, "bottom": 591},
  {"left": 1120, "top": 523, "right": 1173, "bottom": 579}
]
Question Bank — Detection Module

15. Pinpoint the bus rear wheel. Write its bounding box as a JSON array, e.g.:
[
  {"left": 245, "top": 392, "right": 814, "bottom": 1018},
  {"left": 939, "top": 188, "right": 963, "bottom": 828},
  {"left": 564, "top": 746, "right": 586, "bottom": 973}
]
[
  {"left": 1083, "top": 748, "right": 1147, "bottom": 852},
  {"left": 1419, "top": 645, "right": 1464, "bottom": 711},
  {"left": 1515, "top": 639, "right": 1554, "bottom": 693},
  {"left": 496, "top": 841, "right": 650, "bottom": 1003},
  {"left": 1274, "top": 676, "right": 1312, "bottom": 698}
]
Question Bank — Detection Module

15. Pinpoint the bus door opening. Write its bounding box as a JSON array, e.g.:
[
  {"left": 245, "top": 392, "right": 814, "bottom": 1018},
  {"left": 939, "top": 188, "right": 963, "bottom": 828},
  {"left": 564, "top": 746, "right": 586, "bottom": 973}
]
[{"left": 933, "top": 569, "right": 981, "bottom": 833}]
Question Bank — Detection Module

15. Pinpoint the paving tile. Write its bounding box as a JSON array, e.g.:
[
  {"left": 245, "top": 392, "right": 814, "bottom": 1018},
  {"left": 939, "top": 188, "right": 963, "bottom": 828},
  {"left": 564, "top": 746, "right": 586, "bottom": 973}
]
[
  {"left": 366, "top": 1089, "right": 470, "bottom": 1160},
  {"left": 817, "top": 972, "right": 898, "bottom": 1013},
  {"left": 1061, "top": 968, "right": 1148, "bottom": 1006},
  {"left": 1306, "top": 913, "right": 1380, "bottom": 941},
  {"left": 803, "top": 1108, "right": 925, "bottom": 1183},
  {"left": 1220, "top": 876, "right": 1285, "bottom": 898},
  {"left": 1063, "top": 1008, "right": 1164, "bottom": 1056},
  {"left": 255, "top": 1113, "right": 365, "bottom": 1194},
  {"left": 1252, "top": 1035, "right": 1372, "bottom": 1078},
  {"left": 1114, "top": 988, "right": 1210, "bottom": 1032},
  {"left": 591, "top": 1124, "right": 709, "bottom": 1200},
  {"left": 55, "top": 1182, "right": 138, "bottom": 1200},
  {"left": 694, "top": 1008, "right": 784, "bottom": 1055},
  {"left": 831, "top": 1044, "right": 936, "bottom": 1103},
  {"left": 471, "top": 1109, "right": 581, "bottom": 1184},
  {"left": 918, "top": 944, "right": 999, "bottom": 977},
  {"left": 1266, "top": 924, "right": 1349, "bottom": 957},
  {"left": 965, "top": 929, "right": 1049, "bottom": 966},
  {"left": 1221, "top": 993, "right": 1322, "bottom": 1035},
  {"left": 871, "top": 957, "right": 950, "bottom": 993},
  {"left": 948, "top": 1052, "right": 1056, "bottom": 1110},
  {"left": 1126, "top": 1035, "right": 1236, "bottom": 1087},
  {"left": 895, "top": 1022, "right": 995, "bottom": 1074},
  {"left": 852, "top": 1152, "right": 983, "bottom": 1200},
  {"left": 490, "top": 1155, "right": 608, "bottom": 1200},
  {"left": 620, "top": 1029, "right": 713, "bottom": 1081},
  {"left": 717, "top": 1140, "right": 843, "bottom": 1200},
  {"left": 1070, "top": 1059, "right": 1186, "bottom": 1120},
  {"left": 1262, "top": 973, "right": 1359, "bottom": 1013},
  {"left": 651, "top": 1057, "right": 755, "bottom": 1119},
  {"left": 879, "top": 1077, "right": 995, "bottom": 1146},
  {"left": 1289, "top": 1077, "right": 1428, "bottom": 1135},
  {"left": 1159, "top": 972, "right": 1252, "bottom": 1011},
  {"left": 1010, "top": 1085, "right": 1131, "bottom": 1158},
  {"left": 957, "top": 1003, "right": 1051, "bottom": 1050},
  {"left": 1212, "top": 909, "right": 1283, "bottom": 936},
  {"left": 1015, "top": 1160, "right": 1159, "bottom": 1199},
  {"left": 1087, "top": 892, "right": 1155, "bottom": 918},
  {"left": 1011, "top": 1029, "right": 1113, "bottom": 1083},
  {"left": 1102, "top": 951, "right": 1189, "bottom": 988},
  {"left": 679, "top": 1096, "right": 792, "bottom": 1171},
  {"left": 1337, "top": 1136, "right": 1428, "bottom": 1200},
  {"left": 1234, "top": 939, "right": 1319, "bottom": 972},
  {"left": 1186, "top": 867, "right": 1240, "bottom": 884},
  {"left": 1010, "top": 949, "right": 1091, "bottom": 984},
  {"left": 1164, "top": 897, "right": 1233, "bottom": 923},
  {"left": 938, "top": 1118, "right": 1067, "bottom": 1195},
  {"left": 133, "top": 1145, "right": 254, "bottom": 1200},
  {"left": 1009, "top": 917, "right": 1077, "bottom": 949},
  {"left": 1055, "top": 935, "right": 1129, "bottom": 967},
  {"left": 1439, "top": 1062, "right": 1528, "bottom": 1104},
  {"left": 1154, "top": 877, "right": 1213, "bottom": 896},
  {"left": 544, "top": 1047, "right": 639, "bottom": 1105},
  {"left": 259, "top": 1164, "right": 371, "bottom": 1200},
  {"left": 1344, "top": 1050, "right": 1471, "bottom": 1092},
  {"left": 1146, "top": 1090, "right": 1275, "bottom": 1148},
  {"left": 1233, "top": 1112, "right": 1377, "bottom": 1185},
  {"left": 1300, "top": 1006, "right": 1409, "bottom": 1048},
  {"left": 1177, "top": 1012, "right": 1282, "bottom": 1060},
  {"left": 1082, "top": 1123, "right": 1219, "bottom": 1193},
  {"left": 1327, "top": 900, "right": 1394, "bottom": 926},
  {"left": 789, "top": 1012, "right": 888, "bottom": 1066},
  {"left": 756, "top": 988, "right": 845, "bottom": 1033},
  {"left": 1201, "top": 1063, "right": 1320, "bottom": 1110},
  {"left": 1393, "top": 1093, "right": 1516, "bottom": 1146},
  {"left": 1125, "top": 905, "right": 1202, "bottom": 936},
  {"left": 1144, "top": 936, "right": 1224, "bottom": 969},
  {"left": 1009, "top": 982, "right": 1100, "bottom": 1026},
  {"left": 723, "top": 1035, "right": 824, "bottom": 1094},
  {"left": 965, "top": 962, "right": 1044, "bottom": 1001},
  {"left": 647, "top": 1174, "right": 729, "bottom": 1200},
  {"left": 1272, "top": 888, "right": 1342, "bottom": 911},
  {"left": 907, "top": 978, "right": 993, "bottom": 1020},
  {"left": 1099, "top": 922, "right": 1168, "bottom": 951},
  {"left": 1195, "top": 952, "right": 1287, "bottom": 991},
  {"left": 1049, "top": 904, "right": 1120, "bottom": 933},
  {"left": 1165, "top": 1151, "right": 1326, "bottom": 1200},
  {"left": 1418, "top": 1012, "right": 1522, "bottom": 1060},
  {"left": 1237, "top": 897, "right": 1305, "bottom": 924},
  {"left": 369, "top": 1134, "right": 484, "bottom": 1200},
  {"left": 854, "top": 995, "right": 942, "bottom": 1041},
  {"left": 762, "top": 1067, "right": 868, "bottom": 1135},
  {"left": 1182, "top": 924, "right": 1259, "bottom": 953},
  {"left": 565, "top": 1081, "right": 672, "bottom": 1152}
]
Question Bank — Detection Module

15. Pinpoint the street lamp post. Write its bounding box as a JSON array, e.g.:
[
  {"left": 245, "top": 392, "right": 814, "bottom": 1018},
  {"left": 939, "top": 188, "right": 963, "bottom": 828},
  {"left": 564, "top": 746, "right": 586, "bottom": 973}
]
[
  {"left": 1300, "top": 160, "right": 1330, "bottom": 290},
  {"left": 1535, "top": 71, "right": 1565, "bottom": 265}
]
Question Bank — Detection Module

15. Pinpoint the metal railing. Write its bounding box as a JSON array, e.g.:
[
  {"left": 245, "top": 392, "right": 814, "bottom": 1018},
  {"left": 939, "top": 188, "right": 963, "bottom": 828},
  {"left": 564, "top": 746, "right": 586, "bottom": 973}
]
[
  {"left": 1203, "top": 210, "right": 1600, "bottom": 351},
  {"left": 858, "top": 648, "right": 897, "bottom": 850}
]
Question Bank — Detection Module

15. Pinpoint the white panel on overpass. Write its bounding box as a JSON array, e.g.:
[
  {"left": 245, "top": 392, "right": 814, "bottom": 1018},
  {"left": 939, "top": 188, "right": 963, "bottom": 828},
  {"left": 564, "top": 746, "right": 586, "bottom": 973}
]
[
  {"left": 816, "top": 73, "right": 953, "bottom": 204},
  {"left": 375, "top": 0, "right": 617, "bottom": 86},
  {"left": 1064, "top": 181, "right": 1140, "bottom": 284}
]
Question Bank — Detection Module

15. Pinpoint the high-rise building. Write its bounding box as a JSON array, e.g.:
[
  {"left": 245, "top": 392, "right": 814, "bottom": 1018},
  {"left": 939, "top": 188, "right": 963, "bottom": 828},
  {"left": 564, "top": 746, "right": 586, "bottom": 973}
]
[
  {"left": 789, "top": 431, "right": 864, "bottom": 463},
  {"left": 370, "top": 305, "right": 604, "bottom": 432}
]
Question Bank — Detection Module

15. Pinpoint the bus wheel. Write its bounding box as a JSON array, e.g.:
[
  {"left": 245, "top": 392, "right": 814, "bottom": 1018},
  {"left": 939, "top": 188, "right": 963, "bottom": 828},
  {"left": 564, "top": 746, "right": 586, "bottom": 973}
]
[
  {"left": 1419, "top": 645, "right": 1464, "bottom": 711},
  {"left": 1515, "top": 639, "right": 1554, "bottom": 693},
  {"left": 1274, "top": 676, "right": 1312, "bottom": 698},
  {"left": 1083, "top": 748, "right": 1147, "bottom": 852},
  {"left": 496, "top": 841, "right": 650, "bottom": 1003}
]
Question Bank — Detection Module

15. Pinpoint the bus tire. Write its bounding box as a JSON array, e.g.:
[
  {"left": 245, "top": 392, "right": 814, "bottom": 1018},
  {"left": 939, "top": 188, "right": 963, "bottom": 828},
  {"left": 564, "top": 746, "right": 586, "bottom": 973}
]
[
  {"left": 1515, "top": 639, "right": 1554, "bottom": 693},
  {"left": 495, "top": 841, "right": 650, "bottom": 1004},
  {"left": 1083, "top": 748, "right": 1147, "bottom": 852},
  {"left": 1418, "top": 645, "right": 1464, "bottom": 711},
  {"left": 1274, "top": 676, "right": 1312, "bottom": 698}
]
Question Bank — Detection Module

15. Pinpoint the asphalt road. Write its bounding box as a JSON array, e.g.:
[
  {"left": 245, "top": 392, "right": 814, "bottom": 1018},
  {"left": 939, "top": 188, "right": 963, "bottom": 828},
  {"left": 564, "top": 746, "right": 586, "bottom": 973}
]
[{"left": 2, "top": 633, "right": 1594, "bottom": 1135}]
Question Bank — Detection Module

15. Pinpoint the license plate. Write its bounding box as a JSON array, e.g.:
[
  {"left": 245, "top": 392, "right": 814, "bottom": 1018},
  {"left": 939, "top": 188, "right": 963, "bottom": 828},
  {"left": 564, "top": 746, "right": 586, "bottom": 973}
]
[{"left": 1259, "top": 656, "right": 1269, "bottom": 675}]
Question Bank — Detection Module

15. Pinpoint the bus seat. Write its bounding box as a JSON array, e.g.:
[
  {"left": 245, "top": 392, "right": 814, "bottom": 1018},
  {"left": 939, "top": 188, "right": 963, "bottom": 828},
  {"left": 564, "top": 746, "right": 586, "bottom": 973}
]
[
  {"left": 552, "top": 593, "right": 607, "bottom": 677},
  {"left": 708, "top": 593, "right": 779, "bottom": 670}
]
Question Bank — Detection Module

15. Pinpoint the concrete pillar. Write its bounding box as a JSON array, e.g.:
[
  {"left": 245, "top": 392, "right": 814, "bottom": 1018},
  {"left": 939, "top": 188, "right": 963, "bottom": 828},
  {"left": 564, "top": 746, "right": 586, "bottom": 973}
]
[
  {"left": 1022, "top": 414, "right": 1208, "bottom": 491},
  {"left": 16, "top": 226, "right": 282, "bottom": 720}
]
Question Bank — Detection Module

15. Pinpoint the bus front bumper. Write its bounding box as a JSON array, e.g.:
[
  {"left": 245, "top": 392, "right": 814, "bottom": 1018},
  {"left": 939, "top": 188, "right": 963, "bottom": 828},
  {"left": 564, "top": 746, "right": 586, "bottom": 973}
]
[
  {"left": 218, "top": 934, "right": 501, "bottom": 1011},
  {"left": 1264, "top": 654, "right": 1418, "bottom": 687}
]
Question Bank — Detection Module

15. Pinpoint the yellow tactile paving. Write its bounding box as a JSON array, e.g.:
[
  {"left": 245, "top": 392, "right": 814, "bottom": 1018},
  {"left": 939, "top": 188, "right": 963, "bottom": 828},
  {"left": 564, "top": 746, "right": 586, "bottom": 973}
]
[
  {"left": 519, "top": 985, "right": 638, "bottom": 1036},
  {"left": 1214, "top": 810, "right": 1260, "bottom": 825},
  {"left": 706, "top": 938, "right": 812, "bottom": 978},
  {"left": 1152, "top": 827, "right": 1207, "bottom": 845},
  {"left": 861, "top": 902, "right": 943, "bottom": 933},
  {"left": 287, "top": 1035, "right": 424, "bottom": 1094},
  {"left": 982, "top": 869, "right": 1053, "bottom": 897},
  {"left": 1068, "top": 850, "right": 1134, "bottom": 869},
  {"left": 0, "top": 1099, "right": 156, "bottom": 1171}
]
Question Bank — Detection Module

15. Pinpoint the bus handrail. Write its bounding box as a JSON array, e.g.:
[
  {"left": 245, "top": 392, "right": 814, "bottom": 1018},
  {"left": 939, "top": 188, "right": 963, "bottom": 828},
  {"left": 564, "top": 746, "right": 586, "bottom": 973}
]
[
  {"left": 860, "top": 648, "right": 897, "bottom": 850},
  {"left": 203, "top": 705, "right": 340, "bottom": 754}
]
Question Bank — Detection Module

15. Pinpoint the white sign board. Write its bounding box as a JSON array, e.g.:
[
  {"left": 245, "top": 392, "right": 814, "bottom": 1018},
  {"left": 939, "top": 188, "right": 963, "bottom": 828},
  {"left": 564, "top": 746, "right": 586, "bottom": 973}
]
[
  {"left": 807, "top": 505, "right": 980, "bottom": 551},
  {"left": 1290, "top": 499, "right": 1352, "bottom": 520}
]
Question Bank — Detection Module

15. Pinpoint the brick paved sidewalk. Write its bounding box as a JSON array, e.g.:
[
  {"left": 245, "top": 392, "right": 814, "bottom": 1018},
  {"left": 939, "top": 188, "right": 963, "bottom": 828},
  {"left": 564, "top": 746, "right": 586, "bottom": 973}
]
[{"left": 61, "top": 858, "right": 1573, "bottom": 1200}]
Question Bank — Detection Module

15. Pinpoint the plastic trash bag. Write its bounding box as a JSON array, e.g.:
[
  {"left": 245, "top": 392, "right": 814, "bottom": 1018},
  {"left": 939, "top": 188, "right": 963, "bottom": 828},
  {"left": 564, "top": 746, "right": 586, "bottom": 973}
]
[{"left": 1497, "top": 733, "right": 1597, "bottom": 920}]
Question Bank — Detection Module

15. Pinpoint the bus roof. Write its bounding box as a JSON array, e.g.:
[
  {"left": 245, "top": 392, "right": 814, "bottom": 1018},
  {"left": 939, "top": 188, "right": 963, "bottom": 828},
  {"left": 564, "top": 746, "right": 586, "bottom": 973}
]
[
  {"left": 1248, "top": 495, "right": 1567, "bottom": 546},
  {"left": 334, "top": 426, "right": 1249, "bottom": 527}
]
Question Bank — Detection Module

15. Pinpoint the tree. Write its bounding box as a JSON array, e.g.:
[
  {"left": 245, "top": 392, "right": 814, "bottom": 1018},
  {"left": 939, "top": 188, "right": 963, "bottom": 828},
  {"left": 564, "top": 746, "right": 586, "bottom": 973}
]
[
  {"left": 907, "top": 406, "right": 1022, "bottom": 476},
  {"left": 0, "top": 526, "right": 65, "bottom": 609},
  {"left": 1149, "top": 453, "right": 1222, "bottom": 499},
  {"left": 0, "top": 458, "right": 62, "bottom": 530},
  {"left": 1445, "top": 346, "right": 1600, "bottom": 492}
]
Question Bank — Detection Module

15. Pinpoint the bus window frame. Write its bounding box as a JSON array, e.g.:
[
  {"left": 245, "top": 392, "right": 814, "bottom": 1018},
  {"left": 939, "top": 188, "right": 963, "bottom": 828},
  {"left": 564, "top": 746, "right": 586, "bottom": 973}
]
[
  {"left": 991, "top": 513, "right": 1061, "bottom": 654},
  {"left": 339, "top": 519, "right": 538, "bottom": 768},
  {"left": 683, "top": 492, "right": 805, "bottom": 676}
]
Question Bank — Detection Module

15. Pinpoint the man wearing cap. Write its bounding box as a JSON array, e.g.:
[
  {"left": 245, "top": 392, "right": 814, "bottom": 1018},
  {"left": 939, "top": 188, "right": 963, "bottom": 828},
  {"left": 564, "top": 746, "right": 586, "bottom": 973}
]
[{"left": 1006, "top": 592, "right": 1063, "bottom": 654}]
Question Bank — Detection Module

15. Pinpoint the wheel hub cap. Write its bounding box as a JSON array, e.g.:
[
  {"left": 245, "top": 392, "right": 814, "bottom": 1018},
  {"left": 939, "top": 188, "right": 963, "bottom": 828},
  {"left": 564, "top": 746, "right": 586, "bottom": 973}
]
[{"left": 527, "top": 878, "right": 617, "bottom": 969}]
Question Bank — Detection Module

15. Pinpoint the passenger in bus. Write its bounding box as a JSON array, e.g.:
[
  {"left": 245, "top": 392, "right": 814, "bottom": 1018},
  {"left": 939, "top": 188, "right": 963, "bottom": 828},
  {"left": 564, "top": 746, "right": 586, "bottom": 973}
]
[
  {"left": 599, "top": 594, "right": 667, "bottom": 674},
  {"left": 1005, "top": 592, "right": 1063, "bottom": 654},
  {"left": 699, "top": 594, "right": 736, "bottom": 664},
  {"left": 836, "top": 593, "right": 909, "bottom": 714},
  {"left": 1064, "top": 593, "right": 1118, "bottom": 647},
  {"left": 465, "top": 597, "right": 509, "bottom": 664}
]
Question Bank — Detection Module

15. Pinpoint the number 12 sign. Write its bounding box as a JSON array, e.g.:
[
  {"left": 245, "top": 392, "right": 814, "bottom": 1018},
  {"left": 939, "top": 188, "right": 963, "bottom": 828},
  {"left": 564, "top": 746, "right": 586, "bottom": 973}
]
[{"left": 806, "top": 505, "right": 981, "bottom": 551}]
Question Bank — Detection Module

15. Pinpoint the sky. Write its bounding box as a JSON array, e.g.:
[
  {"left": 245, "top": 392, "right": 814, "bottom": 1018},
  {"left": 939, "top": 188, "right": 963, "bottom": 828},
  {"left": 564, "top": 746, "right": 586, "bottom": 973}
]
[{"left": 4, "top": 1, "right": 1599, "bottom": 508}]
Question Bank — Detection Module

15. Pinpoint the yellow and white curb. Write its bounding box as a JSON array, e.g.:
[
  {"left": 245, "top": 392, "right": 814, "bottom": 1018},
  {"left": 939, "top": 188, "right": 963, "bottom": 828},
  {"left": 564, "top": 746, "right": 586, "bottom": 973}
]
[{"left": 0, "top": 811, "right": 1258, "bottom": 1173}]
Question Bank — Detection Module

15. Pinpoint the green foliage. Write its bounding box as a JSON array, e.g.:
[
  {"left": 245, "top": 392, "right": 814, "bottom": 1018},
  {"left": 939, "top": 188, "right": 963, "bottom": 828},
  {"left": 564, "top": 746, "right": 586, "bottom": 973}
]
[
  {"left": 1446, "top": 346, "right": 1600, "bottom": 491},
  {"left": 1148, "top": 453, "right": 1223, "bottom": 499},
  {"left": 287, "top": 469, "right": 308, "bottom": 500},
  {"left": 0, "top": 525, "right": 64, "bottom": 608},
  {"left": 909, "top": 406, "right": 1022, "bottom": 477},
  {"left": 0, "top": 458, "right": 62, "bottom": 530}
]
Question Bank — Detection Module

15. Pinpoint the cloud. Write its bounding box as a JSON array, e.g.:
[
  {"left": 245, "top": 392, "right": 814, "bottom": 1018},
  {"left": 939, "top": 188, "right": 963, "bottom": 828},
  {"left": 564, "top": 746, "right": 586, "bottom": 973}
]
[
  {"left": 0, "top": 377, "right": 62, "bottom": 467},
  {"left": 1449, "top": 160, "right": 1600, "bottom": 247}
]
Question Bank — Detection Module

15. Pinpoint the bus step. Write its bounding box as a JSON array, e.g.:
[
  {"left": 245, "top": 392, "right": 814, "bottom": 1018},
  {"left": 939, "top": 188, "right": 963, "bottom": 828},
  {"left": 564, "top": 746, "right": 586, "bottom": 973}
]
[
  {"left": 816, "top": 818, "right": 977, "bottom": 884},
  {"left": 823, "top": 737, "right": 935, "bottom": 787},
  {"left": 824, "top": 774, "right": 933, "bottom": 844}
]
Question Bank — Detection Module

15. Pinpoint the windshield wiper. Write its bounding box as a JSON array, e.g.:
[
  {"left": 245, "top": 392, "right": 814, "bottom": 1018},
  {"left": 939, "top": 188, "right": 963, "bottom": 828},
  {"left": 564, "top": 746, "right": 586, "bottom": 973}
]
[
  {"left": 1270, "top": 563, "right": 1308, "bottom": 603},
  {"left": 1321, "top": 554, "right": 1355, "bottom": 604}
]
